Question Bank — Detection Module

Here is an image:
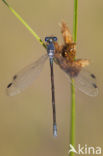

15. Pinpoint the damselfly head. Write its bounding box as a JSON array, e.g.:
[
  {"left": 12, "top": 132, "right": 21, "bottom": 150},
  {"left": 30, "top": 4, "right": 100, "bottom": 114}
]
[{"left": 45, "top": 36, "right": 57, "bottom": 43}]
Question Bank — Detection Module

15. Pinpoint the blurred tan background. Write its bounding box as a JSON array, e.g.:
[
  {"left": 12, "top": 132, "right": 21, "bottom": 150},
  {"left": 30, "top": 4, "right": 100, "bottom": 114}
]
[{"left": 0, "top": 0, "right": 103, "bottom": 155}]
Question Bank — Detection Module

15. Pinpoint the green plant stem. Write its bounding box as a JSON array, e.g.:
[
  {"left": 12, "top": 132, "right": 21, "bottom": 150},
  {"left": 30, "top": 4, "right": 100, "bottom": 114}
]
[
  {"left": 73, "top": 0, "right": 78, "bottom": 43},
  {"left": 70, "top": 0, "right": 78, "bottom": 156},
  {"left": 70, "top": 79, "right": 75, "bottom": 156},
  {"left": 2, "top": 0, "right": 46, "bottom": 49}
]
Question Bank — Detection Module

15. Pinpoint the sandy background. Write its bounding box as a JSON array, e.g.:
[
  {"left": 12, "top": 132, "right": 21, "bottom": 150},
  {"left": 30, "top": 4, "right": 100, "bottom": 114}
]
[{"left": 0, "top": 0, "right": 103, "bottom": 155}]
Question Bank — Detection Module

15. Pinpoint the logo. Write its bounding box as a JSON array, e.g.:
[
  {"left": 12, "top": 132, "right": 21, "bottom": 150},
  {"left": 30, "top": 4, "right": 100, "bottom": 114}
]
[{"left": 68, "top": 144, "right": 102, "bottom": 155}]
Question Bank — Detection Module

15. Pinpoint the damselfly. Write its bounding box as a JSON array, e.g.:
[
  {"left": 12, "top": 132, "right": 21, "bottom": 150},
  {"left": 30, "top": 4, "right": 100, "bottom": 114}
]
[{"left": 6, "top": 22, "right": 98, "bottom": 136}]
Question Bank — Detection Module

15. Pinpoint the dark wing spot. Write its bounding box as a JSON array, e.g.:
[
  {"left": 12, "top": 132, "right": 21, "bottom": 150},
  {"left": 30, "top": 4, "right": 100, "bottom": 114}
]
[
  {"left": 13, "top": 75, "right": 17, "bottom": 80},
  {"left": 91, "top": 74, "right": 96, "bottom": 79},
  {"left": 7, "top": 83, "right": 12, "bottom": 88},
  {"left": 92, "top": 83, "right": 97, "bottom": 88}
]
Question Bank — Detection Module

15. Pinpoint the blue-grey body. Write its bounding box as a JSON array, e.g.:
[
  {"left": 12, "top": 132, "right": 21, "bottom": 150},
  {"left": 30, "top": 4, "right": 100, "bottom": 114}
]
[{"left": 45, "top": 36, "right": 57, "bottom": 136}]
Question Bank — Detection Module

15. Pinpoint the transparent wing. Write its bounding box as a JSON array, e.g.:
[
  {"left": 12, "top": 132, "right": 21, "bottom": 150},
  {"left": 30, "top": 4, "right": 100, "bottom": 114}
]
[
  {"left": 64, "top": 67, "right": 98, "bottom": 96},
  {"left": 73, "top": 69, "right": 98, "bottom": 96},
  {"left": 6, "top": 54, "right": 48, "bottom": 96}
]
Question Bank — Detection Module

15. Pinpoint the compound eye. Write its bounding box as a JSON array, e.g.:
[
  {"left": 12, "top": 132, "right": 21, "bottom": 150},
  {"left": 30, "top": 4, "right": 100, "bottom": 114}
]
[
  {"left": 53, "top": 37, "right": 57, "bottom": 41},
  {"left": 45, "top": 37, "right": 49, "bottom": 42}
]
